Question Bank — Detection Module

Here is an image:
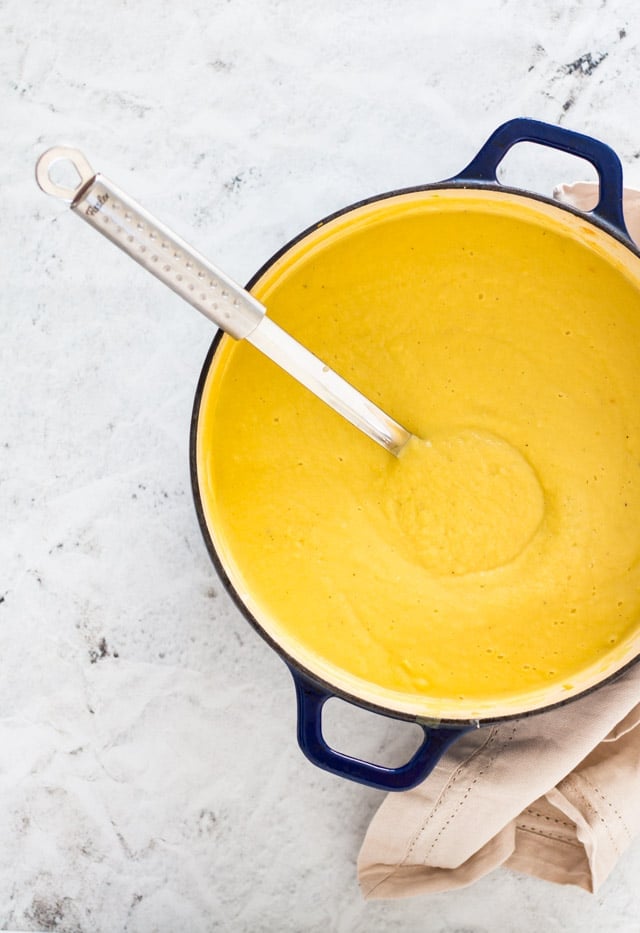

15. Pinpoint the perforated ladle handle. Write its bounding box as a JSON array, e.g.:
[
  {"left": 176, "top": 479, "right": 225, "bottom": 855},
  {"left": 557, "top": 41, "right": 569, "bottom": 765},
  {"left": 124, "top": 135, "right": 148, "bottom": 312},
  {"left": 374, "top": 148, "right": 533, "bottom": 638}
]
[
  {"left": 35, "top": 146, "right": 265, "bottom": 340},
  {"left": 35, "top": 147, "right": 412, "bottom": 456}
]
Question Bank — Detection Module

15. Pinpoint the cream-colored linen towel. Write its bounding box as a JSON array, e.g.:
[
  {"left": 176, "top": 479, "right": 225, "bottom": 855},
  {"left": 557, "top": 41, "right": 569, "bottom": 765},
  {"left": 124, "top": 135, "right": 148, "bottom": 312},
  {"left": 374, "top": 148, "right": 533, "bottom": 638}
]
[
  {"left": 358, "top": 183, "right": 640, "bottom": 899},
  {"left": 553, "top": 181, "right": 640, "bottom": 239}
]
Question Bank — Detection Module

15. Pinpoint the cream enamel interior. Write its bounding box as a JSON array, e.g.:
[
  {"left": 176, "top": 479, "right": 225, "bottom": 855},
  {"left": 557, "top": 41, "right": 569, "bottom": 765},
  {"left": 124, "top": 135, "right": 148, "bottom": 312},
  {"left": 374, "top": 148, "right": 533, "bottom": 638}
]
[{"left": 195, "top": 188, "right": 640, "bottom": 722}]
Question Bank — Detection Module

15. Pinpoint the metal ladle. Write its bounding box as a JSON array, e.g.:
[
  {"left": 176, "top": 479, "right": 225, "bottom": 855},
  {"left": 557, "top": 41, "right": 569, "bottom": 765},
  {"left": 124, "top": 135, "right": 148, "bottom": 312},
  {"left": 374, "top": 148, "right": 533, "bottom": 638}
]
[{"left": 36, "top": 147, "right": 412, "bottom": 457}]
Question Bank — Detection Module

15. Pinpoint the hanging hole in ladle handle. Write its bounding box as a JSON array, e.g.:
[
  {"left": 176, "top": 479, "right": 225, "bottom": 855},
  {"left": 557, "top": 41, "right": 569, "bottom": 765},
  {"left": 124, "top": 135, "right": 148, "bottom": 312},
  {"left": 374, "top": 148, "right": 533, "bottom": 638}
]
[{"left": 35, "top": 147, "right": 95, "bottom": 202}]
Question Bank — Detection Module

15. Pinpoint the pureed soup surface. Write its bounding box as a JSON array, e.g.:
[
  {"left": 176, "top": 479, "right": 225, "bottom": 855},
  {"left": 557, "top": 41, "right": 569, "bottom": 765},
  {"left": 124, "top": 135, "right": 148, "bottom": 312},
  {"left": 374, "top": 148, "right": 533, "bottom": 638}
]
[{"left": 197, "top": 190, "right": 640, "bottom": 720}]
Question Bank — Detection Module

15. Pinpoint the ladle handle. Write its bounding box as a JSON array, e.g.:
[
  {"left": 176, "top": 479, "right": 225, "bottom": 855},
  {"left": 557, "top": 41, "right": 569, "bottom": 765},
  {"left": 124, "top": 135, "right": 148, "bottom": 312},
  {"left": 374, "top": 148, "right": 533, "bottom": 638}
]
[
  {"left": 290, "top": 669, "right": 471, "bottom": 791},
  {"left": 35, "top": 147, "right": 265, "bottom": 340},
  {"left": 36, "top": 146, "right": 412, "bottom": 456}
]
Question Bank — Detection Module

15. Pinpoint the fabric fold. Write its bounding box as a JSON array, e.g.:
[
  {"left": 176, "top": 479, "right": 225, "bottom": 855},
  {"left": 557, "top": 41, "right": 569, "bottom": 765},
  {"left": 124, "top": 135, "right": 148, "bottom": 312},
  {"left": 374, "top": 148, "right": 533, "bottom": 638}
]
[{"left": 359, "top": 667, "right": 640, "bottom": 898}]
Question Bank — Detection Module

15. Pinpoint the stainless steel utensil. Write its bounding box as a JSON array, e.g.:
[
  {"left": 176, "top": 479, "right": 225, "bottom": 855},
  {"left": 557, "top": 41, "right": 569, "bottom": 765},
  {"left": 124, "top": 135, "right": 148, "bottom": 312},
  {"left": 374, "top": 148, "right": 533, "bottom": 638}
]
[{"left": 35, "top": 147, "right": 412, "bottom": 456}]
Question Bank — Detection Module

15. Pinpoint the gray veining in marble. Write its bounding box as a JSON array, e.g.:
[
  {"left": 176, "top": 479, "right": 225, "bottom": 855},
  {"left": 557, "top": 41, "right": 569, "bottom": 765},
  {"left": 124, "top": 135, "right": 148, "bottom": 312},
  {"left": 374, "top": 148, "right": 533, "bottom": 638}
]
[{"left": 2, "top": 0, "right": 640, "bottom": 930}]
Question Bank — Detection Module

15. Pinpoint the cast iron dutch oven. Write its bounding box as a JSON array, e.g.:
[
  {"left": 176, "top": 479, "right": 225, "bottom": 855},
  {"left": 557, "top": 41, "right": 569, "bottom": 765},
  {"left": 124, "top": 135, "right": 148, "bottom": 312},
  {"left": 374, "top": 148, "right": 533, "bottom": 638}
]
[{"left": 190, "top": 118, "right": 640, "bottom": 791}]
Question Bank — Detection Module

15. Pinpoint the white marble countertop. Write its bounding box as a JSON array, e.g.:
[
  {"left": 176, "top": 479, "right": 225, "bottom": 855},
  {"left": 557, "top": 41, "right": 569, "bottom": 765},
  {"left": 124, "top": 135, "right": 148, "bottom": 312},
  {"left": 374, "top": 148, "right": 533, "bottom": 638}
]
[{"left": 3, "top": 0, "right": 640, "bottom": 930}]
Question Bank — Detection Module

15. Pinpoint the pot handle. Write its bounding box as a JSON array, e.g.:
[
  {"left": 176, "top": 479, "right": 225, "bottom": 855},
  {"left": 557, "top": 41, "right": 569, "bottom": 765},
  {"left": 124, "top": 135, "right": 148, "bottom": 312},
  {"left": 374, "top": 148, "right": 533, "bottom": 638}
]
[
  {"left": 452, "top": 117, "right": 630, "bottom": 240},
  {"left": 290, "top": 669, "right": 471, "bottom": 791}
]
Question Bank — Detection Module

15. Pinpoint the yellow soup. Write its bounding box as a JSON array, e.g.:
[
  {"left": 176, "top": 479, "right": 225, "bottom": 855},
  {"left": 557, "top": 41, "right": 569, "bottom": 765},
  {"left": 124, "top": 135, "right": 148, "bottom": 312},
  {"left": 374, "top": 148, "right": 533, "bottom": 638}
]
[{"left": 196, "top": 189, "right": 640, "bottom": 721}]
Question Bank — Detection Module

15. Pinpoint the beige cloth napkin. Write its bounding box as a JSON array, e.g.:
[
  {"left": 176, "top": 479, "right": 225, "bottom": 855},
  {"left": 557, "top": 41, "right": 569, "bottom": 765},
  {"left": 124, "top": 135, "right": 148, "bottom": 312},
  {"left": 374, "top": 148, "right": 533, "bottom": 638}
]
[
  {"left": 358, "top": 183, "right": 640, "bottom": 898},
  {"left": 553, "top": 181, "right": 640, "bottom": 238}
]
